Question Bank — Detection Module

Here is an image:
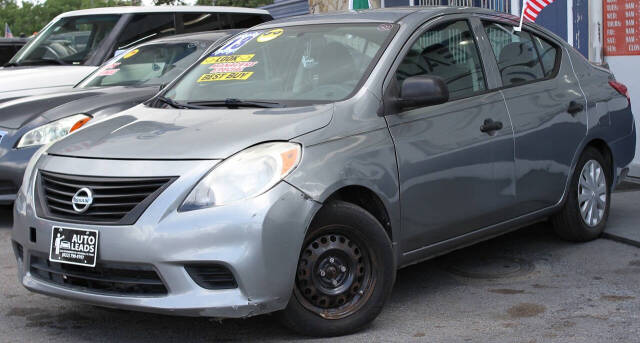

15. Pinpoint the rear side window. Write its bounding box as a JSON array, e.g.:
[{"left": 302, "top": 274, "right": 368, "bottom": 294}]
[
  {"left": 395, "top": 20, "right": 486, "bottom": 100},
  {"left": 533, "top": 35, "right": 557, "bottom": 77},
  {"left": 179, "top": 13, "right": 270, "bottom": 33},
  {"left": 483, "top": 22, "right": 558, "bottom": 86},
  {"left": 116, "top": 14, "right": 176, "bottom": 50},
  {"left": 229, "top": 13, "right": 272, "bottom": 28},
  {"left": 180, "top": 13, "right": 225, "bottom": 32}
]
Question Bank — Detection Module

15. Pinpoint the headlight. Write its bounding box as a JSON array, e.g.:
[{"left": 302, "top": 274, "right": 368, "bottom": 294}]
[
  {"left": 17, "top": 114, "right": 92, "bottom": 149},
  {"left": 180, "top": 142, "right": 302, "bottom": 211}
]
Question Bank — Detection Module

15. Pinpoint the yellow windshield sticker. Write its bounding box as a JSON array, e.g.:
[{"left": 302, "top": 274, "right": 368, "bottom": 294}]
[
  {"left": 257, "top": 29, "right": 283, "bottom": 43},
  {"left": 198, "top": 72, "right": 254, "bottom": 82},
  {"left": 201, "top": 54, "right": 254, "bottom": 64},
  {"left": 123, "top": 49, "right": 139, "bottom": 59}
]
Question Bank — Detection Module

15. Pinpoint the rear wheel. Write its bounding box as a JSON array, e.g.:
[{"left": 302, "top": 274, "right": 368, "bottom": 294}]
[
  {"left": 552, "top": 147, "right": 611, "bottom": 242},
  {"left": 278, "top": 201, "right": 395, "bottom": 337}
]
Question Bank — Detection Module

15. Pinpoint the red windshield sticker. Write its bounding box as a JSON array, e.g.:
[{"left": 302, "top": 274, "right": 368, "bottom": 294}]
[
  {"left": 97, "top": 69, "right": 119, "bottom": 76},
  {"left": 97, "top": 62, "right": 121, "bottom": 76},
  {"left": 208, "top": 61, "right": 258, "bottom": 73}
]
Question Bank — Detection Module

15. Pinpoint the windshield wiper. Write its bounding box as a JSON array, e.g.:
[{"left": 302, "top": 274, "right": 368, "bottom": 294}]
[
  {"left": 156, "top": 96, "right": 202, "bottom": 109},
  {"left": 189, "top": 98, "right": 285, "bottom": 109}
]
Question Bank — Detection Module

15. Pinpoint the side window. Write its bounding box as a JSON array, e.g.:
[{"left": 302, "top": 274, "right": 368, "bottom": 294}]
[
  {"left": 395, "top": 20, "right": 486, "bottom": 100},
  {"left": 532, "top": 35, "right": 558, "bottom": 77},
  {"left": 483, "top": 22, "right": 555, "bottom": 86},
  {"left": 116, "top": 14, "right": 176, "bottom": 50},
  {"left": 229, "top": 13, "right": 271, "bottom": 28},
  {"left": 180, "top": 13, "right": 224, "bottom": 33}
]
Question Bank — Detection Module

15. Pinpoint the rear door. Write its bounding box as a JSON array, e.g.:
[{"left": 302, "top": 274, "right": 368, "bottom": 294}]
[
  {"left": 481, "top": 20, "right": 587, "bottom": 216},
  {"left": 384, "top": 16, "right": 516, "bottom": 253}
]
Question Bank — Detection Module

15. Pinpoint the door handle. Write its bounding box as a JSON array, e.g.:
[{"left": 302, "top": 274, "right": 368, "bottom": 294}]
[
  {"left": 480, "top": 118, "right": 503, "bottom": 134},
  {"left": 567, "top": 101, "right": 584, "bottom": 115}
]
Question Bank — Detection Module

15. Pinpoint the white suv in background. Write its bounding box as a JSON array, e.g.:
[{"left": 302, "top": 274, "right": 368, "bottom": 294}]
[{"left": 0, "top": 6, "right": 272, "bottom": 101}]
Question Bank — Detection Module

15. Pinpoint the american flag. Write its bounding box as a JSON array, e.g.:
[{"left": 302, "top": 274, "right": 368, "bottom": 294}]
[
  {"left": 516, "top": 0, "right": 554, "bottom": 31},
  {"left": 4, "top": 23, "right": 12, "bottom": 38}
]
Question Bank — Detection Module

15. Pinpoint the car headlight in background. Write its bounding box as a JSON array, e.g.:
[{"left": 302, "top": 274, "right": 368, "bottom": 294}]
[
  {"left": 180, "top": 142, "right": 302, "bottom": 211},
  {"left": 16, "top": 114, "right": 92, "bottom": 149}
]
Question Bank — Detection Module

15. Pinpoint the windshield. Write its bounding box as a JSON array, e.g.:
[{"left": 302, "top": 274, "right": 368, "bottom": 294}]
[
  {"left": 9, "top": 15, "right": 121, "bottom": 66},
  {"left": 78, "top": 41, "right": 209, "bottom": 88},
  {"left": 163, "top": 24, "right": 397, "bottom": 105}
]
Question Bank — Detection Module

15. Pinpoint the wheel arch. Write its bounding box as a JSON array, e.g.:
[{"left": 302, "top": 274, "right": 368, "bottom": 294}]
[
  {"left": 559, "top": 137, "right": 616, "bottom": 208},
  {"left": 318, "top": 185, "right": 395, "bottom": 244},
  {"left": 583, "top": 138, "right": 614, "bottom": 184}
]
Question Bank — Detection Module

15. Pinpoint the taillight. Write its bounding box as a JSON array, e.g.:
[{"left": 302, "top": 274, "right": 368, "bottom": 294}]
[{"left": 609, "top": 80, "right": 630, "bottom": 105}]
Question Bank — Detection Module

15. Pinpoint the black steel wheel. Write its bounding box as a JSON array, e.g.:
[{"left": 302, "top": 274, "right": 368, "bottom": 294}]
[
  {"left": 279, "top": 201, "right": 395, "bottom": 337},
  {"left": 295, "top": 231, "right": 374, "bottom": 319}
]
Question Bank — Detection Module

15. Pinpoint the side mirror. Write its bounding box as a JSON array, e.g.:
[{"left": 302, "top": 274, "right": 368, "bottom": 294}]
[{"left": 397, "top": 75, "right": 449, "bottom": 110}]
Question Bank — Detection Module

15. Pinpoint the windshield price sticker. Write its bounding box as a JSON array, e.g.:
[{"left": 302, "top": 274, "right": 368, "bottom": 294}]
[
  {"left": 123, "top": 49, "right": 139, "bottom": 59},
  {"left": 214, "top": 31, "right": 262, "bottom": 56},
  {"left": 257, "top": 29, "right": 284, "bottom": 43},
  {"left": 50, "top": 227, "right": 99, "bottom": 267},
  {"left": 202, "top": 54, "right": 255, "bottom": 64},
  {"left": 198, "top": 72, "right": 253, "bottom": 82}
]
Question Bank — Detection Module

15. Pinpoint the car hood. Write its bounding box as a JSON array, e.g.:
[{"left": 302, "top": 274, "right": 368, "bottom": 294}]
[
  {"left": 0, "top": 66, "right": 97, "bottom": 93},
  {"left": 47, "top": 103, "right": 334, "bottom": 160},
  {"left": 0, "top": 87, "right": 157, "bottom": 129}
]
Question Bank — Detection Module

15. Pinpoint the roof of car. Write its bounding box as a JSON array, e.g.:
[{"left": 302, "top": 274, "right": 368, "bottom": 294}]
[
  {"left": 56, "top": 6, "right": 270, "bottom": 18},
  {"left": 256, "top": 6, "right": 519, "bottom": 27},
  {"left": 146, "top": 30, "right": 240, "bottom": 44},
  {"left": 0, "top": 38, "right": 28, "bottom": 44}
]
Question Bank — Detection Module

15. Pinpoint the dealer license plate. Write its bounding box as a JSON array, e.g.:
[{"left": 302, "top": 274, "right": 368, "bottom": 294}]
[{"left": 49, "top": 227, "right": 99, "bottom": 267}]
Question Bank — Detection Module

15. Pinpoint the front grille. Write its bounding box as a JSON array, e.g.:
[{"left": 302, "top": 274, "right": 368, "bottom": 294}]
[
  {"left": 186, "top": 265, "right": 238, "bottom": 290},
  {"left": 36, "top": 171, "right": 175, "bottom": 225},
  {"left": 30, "top": 254, "right": 167, "bottom": 296}
]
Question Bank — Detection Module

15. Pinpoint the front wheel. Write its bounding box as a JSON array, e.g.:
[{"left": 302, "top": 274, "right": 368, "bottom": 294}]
[
  {"left": 552, "top": 147, "right": 611, "bottom": 242},
  {"left": 278, "top": 201, "right": 395, "bottom": 337}
]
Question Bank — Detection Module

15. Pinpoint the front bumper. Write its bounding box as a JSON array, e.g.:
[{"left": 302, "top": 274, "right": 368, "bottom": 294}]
[{"left": 12, "top": 155, "right": 320, "bottom": 318}]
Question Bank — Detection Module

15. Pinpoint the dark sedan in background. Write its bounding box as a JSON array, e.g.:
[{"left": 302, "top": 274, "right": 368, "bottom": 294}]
[
  {"left": 0, "top": 38, "right": 27, "bottom": 65},
  {"left": 0, "top": 30, "right": 236, "bottom": 204}
]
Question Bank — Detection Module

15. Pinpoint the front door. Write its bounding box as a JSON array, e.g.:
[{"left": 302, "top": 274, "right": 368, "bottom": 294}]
[{"left": 384, "top": 18, "right": 516, "bottom": 253}]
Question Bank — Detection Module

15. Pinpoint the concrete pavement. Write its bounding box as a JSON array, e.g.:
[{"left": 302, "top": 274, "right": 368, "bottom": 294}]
[{"left": 1, "top": 192, "right": 640, "bottom": 342}]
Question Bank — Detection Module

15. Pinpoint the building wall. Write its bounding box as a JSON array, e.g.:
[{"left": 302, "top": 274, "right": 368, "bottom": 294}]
[{"left": 601, "top": 0, "right": 640, "bottom": 174}]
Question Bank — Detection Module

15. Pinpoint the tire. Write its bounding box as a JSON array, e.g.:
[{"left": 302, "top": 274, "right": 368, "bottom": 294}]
[
  {"left": 552, "top": 147, "right": 611, "bottom": 242},
  {"left": 278, "top": 201, "right": 395, "bottom": 337}
]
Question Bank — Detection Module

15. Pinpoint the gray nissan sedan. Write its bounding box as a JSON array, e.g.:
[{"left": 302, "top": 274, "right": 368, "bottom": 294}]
[{"left": 11, "top": 7, "right": 636, "bottom": 337}]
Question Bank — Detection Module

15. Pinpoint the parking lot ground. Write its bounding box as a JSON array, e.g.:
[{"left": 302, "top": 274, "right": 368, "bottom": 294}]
[{"left": 2, "top": 192, "right": 640, "bottom": 343}]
